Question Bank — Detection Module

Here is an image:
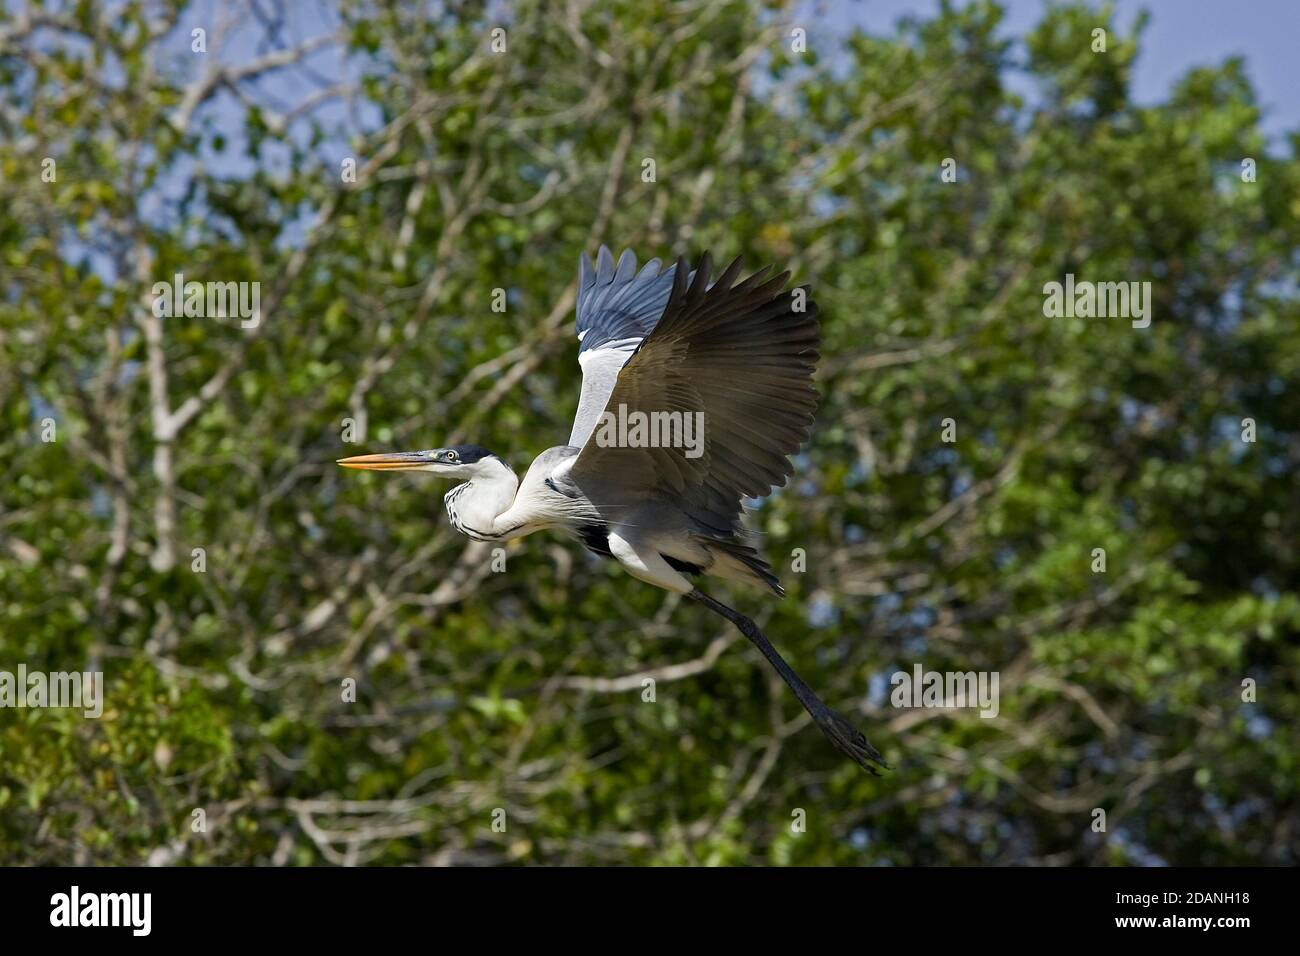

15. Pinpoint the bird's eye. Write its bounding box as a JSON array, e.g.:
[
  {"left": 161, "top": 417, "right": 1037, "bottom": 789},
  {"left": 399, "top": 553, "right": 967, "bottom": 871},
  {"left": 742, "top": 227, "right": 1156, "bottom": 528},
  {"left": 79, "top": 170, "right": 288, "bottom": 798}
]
[{"left": 444, "top": 450, "right": 458, "bottom": 462}]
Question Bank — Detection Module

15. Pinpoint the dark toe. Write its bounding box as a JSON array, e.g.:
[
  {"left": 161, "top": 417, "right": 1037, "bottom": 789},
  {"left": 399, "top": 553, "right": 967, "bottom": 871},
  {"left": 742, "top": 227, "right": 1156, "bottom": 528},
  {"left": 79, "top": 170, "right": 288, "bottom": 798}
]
[{"left": 815, "top": 707, "right": 889, "bottom": 774}]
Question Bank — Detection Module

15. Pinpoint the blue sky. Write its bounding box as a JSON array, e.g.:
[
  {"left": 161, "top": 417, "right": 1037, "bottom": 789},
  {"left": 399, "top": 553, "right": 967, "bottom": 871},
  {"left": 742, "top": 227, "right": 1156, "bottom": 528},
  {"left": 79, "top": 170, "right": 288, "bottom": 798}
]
[
  {"left": 173, "top": 1, "right": 1298, "bottom": 163},
  {"left": 849, "top": 0, "right": 1299, "bottom": 142}
]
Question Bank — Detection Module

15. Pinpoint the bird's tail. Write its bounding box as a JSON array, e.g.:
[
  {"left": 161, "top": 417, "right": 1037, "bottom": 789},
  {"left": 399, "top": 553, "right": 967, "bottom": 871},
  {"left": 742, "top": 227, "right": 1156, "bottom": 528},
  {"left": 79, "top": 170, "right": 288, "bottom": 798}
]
[{"left": 696, "top": 533, "right": 785, "bottom": 596}]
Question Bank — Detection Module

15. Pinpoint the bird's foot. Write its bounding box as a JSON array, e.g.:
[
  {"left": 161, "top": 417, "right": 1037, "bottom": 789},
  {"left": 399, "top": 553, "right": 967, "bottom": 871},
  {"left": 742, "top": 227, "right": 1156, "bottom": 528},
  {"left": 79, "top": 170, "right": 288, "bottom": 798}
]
[{"left": 813, "top": 707, "right": 889, "bottom": 775}]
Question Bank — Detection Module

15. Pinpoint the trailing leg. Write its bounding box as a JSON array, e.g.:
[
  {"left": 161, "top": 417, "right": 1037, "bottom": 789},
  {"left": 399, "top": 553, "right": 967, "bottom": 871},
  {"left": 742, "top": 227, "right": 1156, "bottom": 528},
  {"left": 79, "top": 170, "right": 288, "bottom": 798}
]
[{"left": 688, "top": 589, "right": 888, "bottom": 774}]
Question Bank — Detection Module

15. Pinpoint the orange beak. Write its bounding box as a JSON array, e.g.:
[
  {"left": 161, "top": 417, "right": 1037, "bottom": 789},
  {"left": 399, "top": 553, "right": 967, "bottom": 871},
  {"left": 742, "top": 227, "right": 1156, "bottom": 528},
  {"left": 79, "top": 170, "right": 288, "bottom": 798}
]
[{"left": 336, "top": 451, "right": 433, "bottom": 471}]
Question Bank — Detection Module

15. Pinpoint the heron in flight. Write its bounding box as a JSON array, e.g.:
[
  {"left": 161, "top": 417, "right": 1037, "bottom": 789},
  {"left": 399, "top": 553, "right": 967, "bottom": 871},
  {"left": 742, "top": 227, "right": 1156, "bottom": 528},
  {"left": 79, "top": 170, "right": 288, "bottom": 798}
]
[{"left": 339, "top": 248, "right": 885, "bottom": 773}]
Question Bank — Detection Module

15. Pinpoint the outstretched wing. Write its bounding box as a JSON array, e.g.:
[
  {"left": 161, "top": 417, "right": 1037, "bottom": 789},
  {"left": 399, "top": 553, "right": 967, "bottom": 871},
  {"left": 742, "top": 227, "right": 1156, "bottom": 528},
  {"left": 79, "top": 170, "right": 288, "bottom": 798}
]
[
  {"left": 570, "top": 253, "right": 819, "bottom": 530},
  {"left": 568, "top": 247, "right": 682, "bottom": 448}
]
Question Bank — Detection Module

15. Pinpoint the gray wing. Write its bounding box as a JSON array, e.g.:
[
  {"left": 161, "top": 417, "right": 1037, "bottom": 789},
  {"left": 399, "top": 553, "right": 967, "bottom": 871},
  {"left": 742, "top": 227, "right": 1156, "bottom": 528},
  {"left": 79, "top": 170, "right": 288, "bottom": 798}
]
[
  {"left": 568, "top": 247, "right": 681, "bottom": 448},
  {"left": 570, "top": 253, "right": 820, "bottom": 531}
]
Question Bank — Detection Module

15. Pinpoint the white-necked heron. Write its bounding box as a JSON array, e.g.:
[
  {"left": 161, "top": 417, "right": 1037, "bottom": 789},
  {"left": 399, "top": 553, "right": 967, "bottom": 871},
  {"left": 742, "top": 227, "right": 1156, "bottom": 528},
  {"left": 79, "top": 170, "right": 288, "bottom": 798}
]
[{"left": 339, "top": 248, "right": 885, "bottom": 773}]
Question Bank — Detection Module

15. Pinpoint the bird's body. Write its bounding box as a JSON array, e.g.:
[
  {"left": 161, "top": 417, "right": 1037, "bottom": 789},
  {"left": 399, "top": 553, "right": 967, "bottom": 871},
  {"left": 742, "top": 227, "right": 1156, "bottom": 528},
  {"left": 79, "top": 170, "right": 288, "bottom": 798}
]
[
  {"left": 340, "top": 248, "right": 886, "bottom": 773},
  {"left": 434, "top": 443, "right": 778, "bottom": 595}
]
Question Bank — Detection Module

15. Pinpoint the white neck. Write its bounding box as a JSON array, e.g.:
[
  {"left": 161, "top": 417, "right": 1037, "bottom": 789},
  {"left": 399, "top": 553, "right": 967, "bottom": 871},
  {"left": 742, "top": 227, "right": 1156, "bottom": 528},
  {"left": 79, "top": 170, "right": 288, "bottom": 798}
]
[{"left": 443, "top": 460, "right": 519, "bottom": 541}]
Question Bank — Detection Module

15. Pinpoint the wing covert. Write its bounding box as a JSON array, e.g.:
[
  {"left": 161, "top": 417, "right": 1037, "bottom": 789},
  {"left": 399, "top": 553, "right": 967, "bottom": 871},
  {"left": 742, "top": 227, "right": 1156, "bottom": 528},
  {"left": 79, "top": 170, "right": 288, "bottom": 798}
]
[{"left": 568, "top": 247, "right": 681, "bottom": 448}]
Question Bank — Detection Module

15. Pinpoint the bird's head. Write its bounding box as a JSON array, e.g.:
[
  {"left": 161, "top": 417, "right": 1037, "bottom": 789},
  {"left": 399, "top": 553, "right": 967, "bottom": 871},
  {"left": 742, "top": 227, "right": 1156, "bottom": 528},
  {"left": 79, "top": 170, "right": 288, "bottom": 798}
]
[{"left": 337, "top": 444, "right": 506, "bottom": 480}]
